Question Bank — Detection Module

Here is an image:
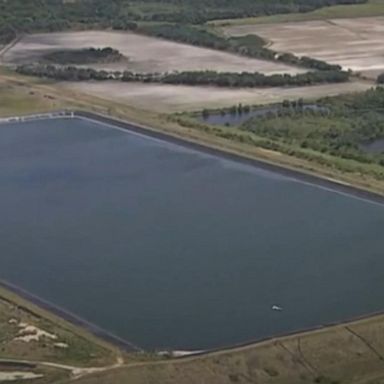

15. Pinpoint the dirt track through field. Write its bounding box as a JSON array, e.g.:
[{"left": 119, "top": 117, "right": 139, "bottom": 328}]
[{"left": 222, "top": 16, "right": 384, "bottom": 79}]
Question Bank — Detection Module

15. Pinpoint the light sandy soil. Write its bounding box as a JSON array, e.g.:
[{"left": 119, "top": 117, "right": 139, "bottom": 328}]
[
  {"left": 1, "top": 31, "right": 303, "bottom": 75},
  {"left": 14, "top": 321, "right": 58, "bottom": 343},
  {"left": 222, "top": 16, "right": 384, "bottom": 79},
  {"left": 60, "top": 80, "right": 372, "bottom": 112},
  {"left": 0, "top": 372, "right": 43, "bottom": 382}
]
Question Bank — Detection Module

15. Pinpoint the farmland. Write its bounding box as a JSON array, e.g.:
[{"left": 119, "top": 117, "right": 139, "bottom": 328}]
[
  {"left": 222, "top": 16, "right": 384, "bottom": 79},
  {"left": 60, "top": 80, "right": 372, "bottom": 112},
  {"left": 1, "top": 31, "right": 303, "bottom": 75}
]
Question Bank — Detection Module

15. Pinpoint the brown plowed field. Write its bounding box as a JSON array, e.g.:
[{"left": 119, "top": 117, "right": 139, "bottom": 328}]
[
  {"left": 60, "top": 80, "right": 372, "bottom": 112},
  {"left": 223, "top": 16, "right": 384, "bottom": 79},
  {"left": 1, "top": 31, "right": 303, "bottom": 75}
]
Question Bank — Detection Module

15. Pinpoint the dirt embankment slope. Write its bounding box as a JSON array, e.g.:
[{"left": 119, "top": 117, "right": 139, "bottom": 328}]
[{"left": 69, "top": 314, "right": 384, "bottom": 384}]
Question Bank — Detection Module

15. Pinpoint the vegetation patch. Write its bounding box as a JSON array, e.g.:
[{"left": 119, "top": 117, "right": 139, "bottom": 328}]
[
  {"left": 239, "top": 88, "right": 384, "bottom": 166},
  {"left": 153, "top": 69, "right": 349, "bottom": 87},
  {"left": 41, "top": 47, "right": 124, "bottom": 65},
  {"left": 177, "top": 87, "right": 384, "bottom": 181}
]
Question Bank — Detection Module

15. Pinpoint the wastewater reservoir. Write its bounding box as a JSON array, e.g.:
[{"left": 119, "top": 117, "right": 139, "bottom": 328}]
[{"left": 1, "top": 116, "right": 384, "bottom": 350}]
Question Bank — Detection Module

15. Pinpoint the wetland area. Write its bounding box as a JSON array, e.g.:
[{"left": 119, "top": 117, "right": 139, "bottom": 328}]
[{"left": 1, "top": 115, "right": 384, "bottom": 351}]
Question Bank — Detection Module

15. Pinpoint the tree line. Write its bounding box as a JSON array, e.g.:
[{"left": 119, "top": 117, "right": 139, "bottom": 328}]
[
  {"left": 158, "top": 70, "right": 350, "bottom": 87},
  {"left": 15, "top": 65, "right": 351, "bottom": 88},
  {"left": 0, "top": 0, "right": 367, "bottom": 44}
]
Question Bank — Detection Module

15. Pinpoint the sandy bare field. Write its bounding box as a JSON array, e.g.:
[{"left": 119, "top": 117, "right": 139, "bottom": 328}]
[
  {"left": 1, "top": 31, "right": 303, "bottom": 75},
  {"left": 222, "top": 16, "right": 384, "bottom": 79},
  {"left": 60, "top": 80, "right": 372, "bottom": 112}
]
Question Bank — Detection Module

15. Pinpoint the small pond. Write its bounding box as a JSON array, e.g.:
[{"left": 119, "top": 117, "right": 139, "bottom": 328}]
[{"left": 360, "top": 138, "right": 384, "bottom": 154}]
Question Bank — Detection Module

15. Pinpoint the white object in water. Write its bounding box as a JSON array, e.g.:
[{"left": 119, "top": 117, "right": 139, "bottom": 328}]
[{"left": 272, "top": 305, "right": 283, "bottom": 311}]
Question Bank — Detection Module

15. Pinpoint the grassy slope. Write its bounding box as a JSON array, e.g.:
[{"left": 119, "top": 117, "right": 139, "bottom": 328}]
[
  {"left": 0, "top": 285, "right": 123, "bottom": 384},
  {"left": 8, "top": 367, "right": 70, "bottom": 384},
  {"left": 0, "top": 81, "right": 61, "bottom": 116},
  {"left": 0, "top": 285, "right": 120, "bottom": 367},
  {"left": 210, "top": 0, "right": 384, "bottom": 26},
  {"left": 69, "top": 314, "right": 384, "bottom": 384}
]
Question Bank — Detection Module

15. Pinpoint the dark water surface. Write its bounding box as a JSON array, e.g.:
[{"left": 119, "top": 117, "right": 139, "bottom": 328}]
[
  {"left": 361, "top": 138, "right": 384, "bottom": 154},
  {"left": 1, "top": 117, "right": 384, "bottom": 351}
]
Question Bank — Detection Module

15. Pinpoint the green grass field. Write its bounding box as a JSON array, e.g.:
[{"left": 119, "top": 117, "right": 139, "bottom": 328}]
[
  {"left": 210, "top": 0, "right": 384, "bottom": 26},
  {"left": 0, "top": 75, "right": 64, "bottom": 117}
]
